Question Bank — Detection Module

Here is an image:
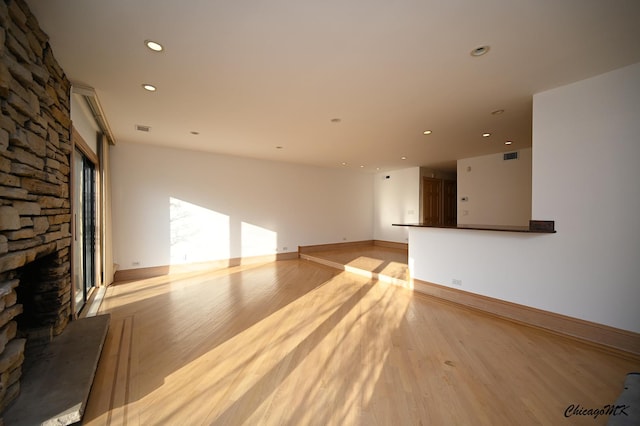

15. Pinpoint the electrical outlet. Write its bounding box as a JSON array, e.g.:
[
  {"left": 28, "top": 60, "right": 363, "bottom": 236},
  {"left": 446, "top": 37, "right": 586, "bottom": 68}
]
[
  {"left": 283, "top": 246, "right": 288, "bottom": 251},
  {"left": 132, "top": 261, "right": 141, "bottom": 266},
  {"left": 452, "top": 278, "right": 462, "bottom": 286}
]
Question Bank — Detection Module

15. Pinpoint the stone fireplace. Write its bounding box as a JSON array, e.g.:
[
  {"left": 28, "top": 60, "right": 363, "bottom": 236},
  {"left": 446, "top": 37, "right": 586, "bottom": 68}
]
[
  {"left": 15, "top": 251, "right": 71, "bottom": 333},
  {"left": 0, "top": 0, "right": 73, "bottom": 414}
]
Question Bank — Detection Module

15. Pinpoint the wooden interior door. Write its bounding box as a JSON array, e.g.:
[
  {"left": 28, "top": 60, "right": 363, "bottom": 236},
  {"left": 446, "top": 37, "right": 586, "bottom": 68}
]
[
  {"left": 422, "top": 178, "right": 442, "bottom": 225},
  {"left": 442, "top": 180, "right": 457, "bottom": 225}
]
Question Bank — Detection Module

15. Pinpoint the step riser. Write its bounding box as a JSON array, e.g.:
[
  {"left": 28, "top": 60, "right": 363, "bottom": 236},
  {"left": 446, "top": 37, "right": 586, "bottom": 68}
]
[{"left": 301, "top": 254, "right": 410, "bottom": 289}]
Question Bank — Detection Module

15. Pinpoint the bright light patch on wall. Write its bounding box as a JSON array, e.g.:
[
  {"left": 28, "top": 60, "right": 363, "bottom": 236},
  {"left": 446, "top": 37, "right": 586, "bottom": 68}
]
[
  {"left": 170, "top": 197, "right": 229, "bottom": 264},
  {"left": 241, "top": 222, "right": 277, "bottom": 257}
]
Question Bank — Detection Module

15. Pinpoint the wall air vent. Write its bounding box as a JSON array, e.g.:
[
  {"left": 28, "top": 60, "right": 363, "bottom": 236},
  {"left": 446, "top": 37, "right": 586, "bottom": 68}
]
[
  {"left": 503, "top": 151, "right": 518, "bottom": 160},
  {"left": 136, "top": 124, "right": 151, "bottom": 132}
]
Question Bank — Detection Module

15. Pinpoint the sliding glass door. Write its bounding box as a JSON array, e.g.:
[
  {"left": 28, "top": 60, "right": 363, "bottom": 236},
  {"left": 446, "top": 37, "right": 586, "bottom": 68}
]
[{"left": 73, "top": 148, "right": 96, "bottom": 313}]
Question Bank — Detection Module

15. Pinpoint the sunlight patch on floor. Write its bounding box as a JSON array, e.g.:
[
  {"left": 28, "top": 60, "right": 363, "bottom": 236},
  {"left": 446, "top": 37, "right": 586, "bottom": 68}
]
[{"left": 135, "top": 273, "right": 410, "bottom": 424}]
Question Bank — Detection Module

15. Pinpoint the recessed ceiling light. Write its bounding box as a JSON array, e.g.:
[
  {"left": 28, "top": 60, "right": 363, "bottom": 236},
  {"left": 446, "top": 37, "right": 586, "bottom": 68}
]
[
  {"left": 276, "top": 146, "right": 283, "bottom": 149},
  {"left": 482, "top": 133, "right": 491, "bottom": 137},
  {"left": 360, "top": 165, "right": 365, "bottom": 168},
  {"left": 491, "top": 109, "right": 505, "bottom": 115},
  {"left": 470, "top": 45, "right": 490, "bottom": 57},
  {"left": 190, "top": 131, "right": 199, "bottom": 135},
  {"left": 423, "top": 130, "right": 432, "bottom": 135},
  {"left": 330, "top": 118, "right": 341, "bottom": 123},
  {"left": 401, "top": 156, "right": 407, "bottom": 160},
  {"left": 505, "top": 140, "right": 513, "bottom": 145},
  {"left": 341, "top": 162, "right": 347, "bottom": 166},
  {"left": 145, "top": 40, "right": 164, "bottom": 52},
  {"left": 142, "top": 83, "right": 157, "bottom": 92}
]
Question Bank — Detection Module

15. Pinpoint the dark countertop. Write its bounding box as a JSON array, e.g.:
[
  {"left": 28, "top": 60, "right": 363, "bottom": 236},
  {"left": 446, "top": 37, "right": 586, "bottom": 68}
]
[{"left": 392, "top": 222, "right": 556, "bottom": 234}]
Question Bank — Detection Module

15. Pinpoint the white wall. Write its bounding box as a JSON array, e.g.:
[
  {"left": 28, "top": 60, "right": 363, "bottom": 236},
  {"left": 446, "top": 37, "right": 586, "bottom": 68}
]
[
  {"left": 373, "top": 167, "right": 420, "bottom": 243},
  {"left": 457, "top": 148, "right": 532, "bottom": 227},
  {"left": 111, "top": 143, "right": 374, "bottom": 270},
  {"left": 530, "top": 62, "right": 640, "bottom": 330},
  {"left": 409, "top": 62, "right": 640, "bottom": 332}
]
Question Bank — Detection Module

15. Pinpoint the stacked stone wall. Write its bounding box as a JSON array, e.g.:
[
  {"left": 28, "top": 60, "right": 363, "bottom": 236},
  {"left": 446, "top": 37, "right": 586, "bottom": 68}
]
[{"left": 0, "top": 0, "right": 72, "bottom": 413}]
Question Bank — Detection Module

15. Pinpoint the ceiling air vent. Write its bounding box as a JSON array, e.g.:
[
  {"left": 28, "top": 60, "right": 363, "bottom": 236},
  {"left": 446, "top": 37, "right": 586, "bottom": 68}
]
[
  {"left": 503, "top": 151, "right": 518, "bottom": 161},
  {"left": 136, "top": 124, "right": 151, "bottom": 132}
]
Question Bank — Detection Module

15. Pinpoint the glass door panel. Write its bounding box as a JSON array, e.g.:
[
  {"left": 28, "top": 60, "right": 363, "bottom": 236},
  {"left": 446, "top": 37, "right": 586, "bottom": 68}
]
[{"left": 73, "top": 149, "right": 96, "bottom": 313}]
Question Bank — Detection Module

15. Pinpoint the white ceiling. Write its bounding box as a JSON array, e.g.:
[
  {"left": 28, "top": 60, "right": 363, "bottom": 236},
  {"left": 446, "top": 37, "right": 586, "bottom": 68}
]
[{"left": 27, "top": 0, "right": 640, "bottom": 172}]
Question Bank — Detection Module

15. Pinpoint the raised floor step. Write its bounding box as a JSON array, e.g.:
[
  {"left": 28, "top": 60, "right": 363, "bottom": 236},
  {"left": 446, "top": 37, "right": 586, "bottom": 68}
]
[{"left": 300, "top": 246, "right": 410, "bottom": 288}]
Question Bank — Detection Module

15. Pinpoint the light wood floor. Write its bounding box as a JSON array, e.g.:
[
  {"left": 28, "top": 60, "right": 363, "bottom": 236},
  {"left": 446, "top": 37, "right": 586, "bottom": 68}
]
[
  {"left": 301, "top": 246, "right": 409, "bottom": 284},
  {"left": 84, "top": 250, "right": 638, "bottom": 425}
]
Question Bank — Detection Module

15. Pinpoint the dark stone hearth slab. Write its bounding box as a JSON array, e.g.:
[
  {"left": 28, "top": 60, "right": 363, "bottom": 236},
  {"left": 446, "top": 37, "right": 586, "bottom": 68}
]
[{"left": 4, "top": 314, "right": 109, "bottom": 425}]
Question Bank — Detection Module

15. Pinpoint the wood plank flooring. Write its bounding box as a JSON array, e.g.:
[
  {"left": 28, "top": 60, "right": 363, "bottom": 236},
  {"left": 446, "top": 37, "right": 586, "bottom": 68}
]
[
  {"left": 300, "top": 246, "right": 409, "bottom": 285},
  {"left": 84, "top": 251, "right": 638, "bottom": 425}
]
